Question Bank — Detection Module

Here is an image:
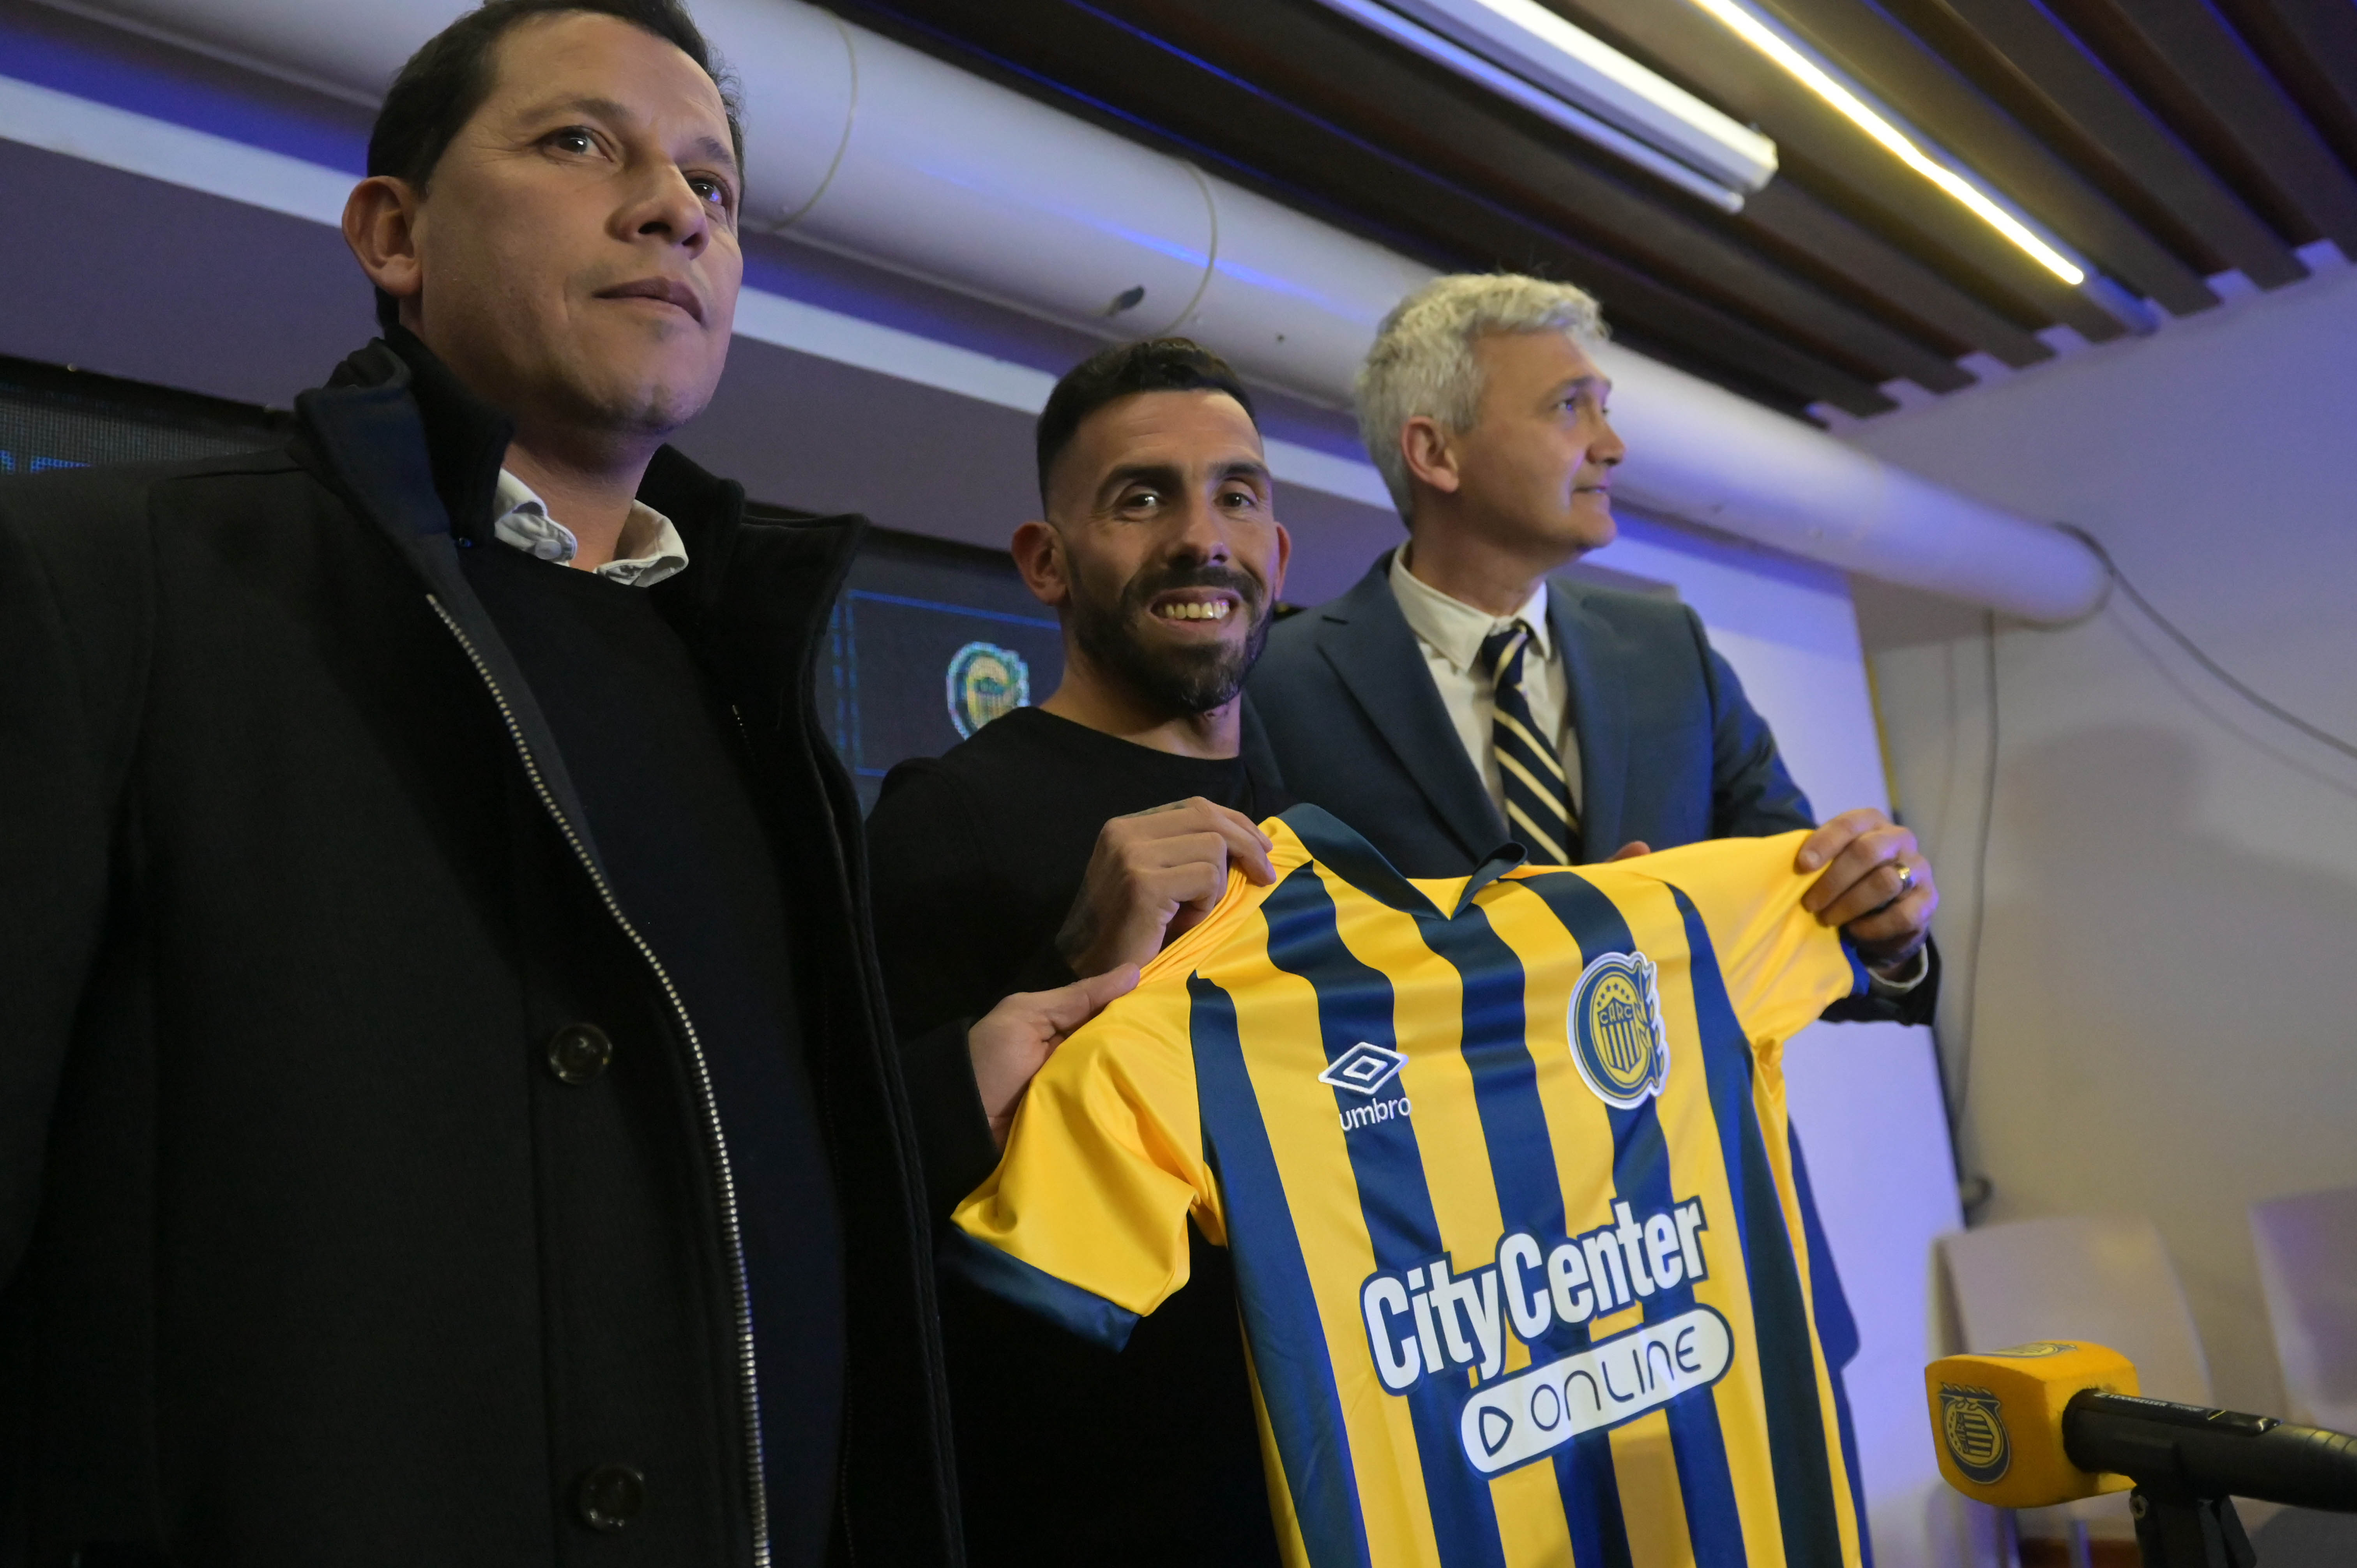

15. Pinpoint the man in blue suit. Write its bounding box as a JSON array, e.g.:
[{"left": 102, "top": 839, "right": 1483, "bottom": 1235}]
[
  {"left": 1249, "top": 276, "right": 1940, "bottom": 1560},
  {"left": 1250, "top": 273, "right": 1940, "bottom": 1006}
]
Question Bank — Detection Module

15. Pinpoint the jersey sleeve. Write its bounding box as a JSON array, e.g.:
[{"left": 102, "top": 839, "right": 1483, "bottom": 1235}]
[
  {"left": 1631, "top": 830, "right": 1869, "bottom": 1046},
  {"left": 943, "top": 951, "right": 1226, "bottom": 1352}
]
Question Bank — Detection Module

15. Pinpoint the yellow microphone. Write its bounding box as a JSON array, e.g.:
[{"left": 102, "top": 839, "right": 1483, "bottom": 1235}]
[
  {"left": 1928, "top": 1341, "right": 2357, "bottom": 1515},
  {"left": 1927, "top": 1340, "right": 2139, "bottom": 1509}
]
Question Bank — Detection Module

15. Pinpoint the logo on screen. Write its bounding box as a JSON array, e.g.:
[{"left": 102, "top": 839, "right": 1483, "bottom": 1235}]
[
  {"left": 945, "top": 642, "right": 1031, "bottom": 738},
  {"left": 1569, "top": 951, "right": 1669, "bottom": 1109}
]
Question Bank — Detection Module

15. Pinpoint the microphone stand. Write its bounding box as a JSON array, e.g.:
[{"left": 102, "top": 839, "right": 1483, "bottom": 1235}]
[{"left": 2128, "top": 1486, "right": 2256, "bottom": 1568}]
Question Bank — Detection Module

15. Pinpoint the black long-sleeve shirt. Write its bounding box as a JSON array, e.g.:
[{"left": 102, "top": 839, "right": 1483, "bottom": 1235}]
[{"left": 866, "top": 704, "right": 1286, "bottom": 1568}]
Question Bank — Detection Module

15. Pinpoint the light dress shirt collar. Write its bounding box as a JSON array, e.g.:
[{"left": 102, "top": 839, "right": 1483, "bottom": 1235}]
[
  {"left": 491, "top": 469, "right": 689, "bottom": 588},
  {"left": 1388, "top": 548, "right": 1552, "bottom": 669}
]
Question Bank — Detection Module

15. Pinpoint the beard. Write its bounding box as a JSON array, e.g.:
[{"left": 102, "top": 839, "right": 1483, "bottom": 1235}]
[{"left": 1069, "top": 558, "right": 1273, "bottom": 717}]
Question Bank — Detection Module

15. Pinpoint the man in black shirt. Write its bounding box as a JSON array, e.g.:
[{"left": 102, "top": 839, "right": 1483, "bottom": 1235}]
[{"left": 866, "top": 340, "right": 1292, "bottom": 1567}]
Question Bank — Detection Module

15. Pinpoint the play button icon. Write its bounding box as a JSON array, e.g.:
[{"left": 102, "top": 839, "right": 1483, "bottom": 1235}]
[{"left": 1479, "top": 1406, "right": 1514, "bottom": 1457}]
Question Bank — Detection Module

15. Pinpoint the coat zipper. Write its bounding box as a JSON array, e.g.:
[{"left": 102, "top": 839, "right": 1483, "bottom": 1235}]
[{"left": 430, "top": 596, "right": 772, "bottom": 1567}]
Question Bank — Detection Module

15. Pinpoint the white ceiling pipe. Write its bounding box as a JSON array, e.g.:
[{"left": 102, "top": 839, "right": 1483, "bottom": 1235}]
[
  {"left": 1595, "top": 348, "right": 2106, "bottom": 621},
  {"left": 697, "top": 0, "right": 1437, "bottom": 406},
  {"left": 45, "top": 0, "right": 2106, "bottom": 620}
]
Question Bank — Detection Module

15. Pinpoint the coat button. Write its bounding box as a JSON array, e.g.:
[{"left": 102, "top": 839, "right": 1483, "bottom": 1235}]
[
  {"left": 575, "top": 1464, "right": 645, "bottom": 1531},
  {"left": 545, "top": 1024, "right": 614, "bottom": 1085}
]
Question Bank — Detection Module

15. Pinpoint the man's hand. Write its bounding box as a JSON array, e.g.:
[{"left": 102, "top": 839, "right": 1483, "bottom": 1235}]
[
  {"left": 1054, "top": 798, "right": 1276, "bottom": 979},
  {"left": 1796, "top": 807, "right": 1937, "bottom": 972},
  {"left": 968, "top": 965, "right": 1140, "bottom": 1151}
]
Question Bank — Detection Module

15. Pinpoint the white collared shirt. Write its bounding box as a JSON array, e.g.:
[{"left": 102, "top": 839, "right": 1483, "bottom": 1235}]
[
  {"left": 491, "top": 470, "right": 690, "bottom": 588},
  {"left": 1388, "top": 548, "right": 1583, "bottom": 821}
]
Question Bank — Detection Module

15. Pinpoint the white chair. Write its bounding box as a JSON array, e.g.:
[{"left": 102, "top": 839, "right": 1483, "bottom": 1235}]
[
  {"left": 1935, "top": 1215, "right": 2213, "bottom": 1566},
  {"left": 2250, "top": 1185, "right": 2357, "bottom": 1436}
]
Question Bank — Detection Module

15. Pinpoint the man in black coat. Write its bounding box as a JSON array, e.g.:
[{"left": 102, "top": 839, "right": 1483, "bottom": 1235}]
[{"left": 0, "top": 3, "right": 1090, "bottom": 1562}]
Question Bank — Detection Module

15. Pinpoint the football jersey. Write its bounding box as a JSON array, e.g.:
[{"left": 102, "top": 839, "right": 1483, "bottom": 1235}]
[{"left": 947, "top": 805, "right": 1871, "bottom": 1568}]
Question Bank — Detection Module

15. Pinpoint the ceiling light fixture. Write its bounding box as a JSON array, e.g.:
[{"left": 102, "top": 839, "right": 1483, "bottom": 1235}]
[
  {"left": 1309, "top": 0, "right": 1777, "bottom": 211},
  {"left": 1688, "top": 0, "right": 2086, "bottom": 285}
]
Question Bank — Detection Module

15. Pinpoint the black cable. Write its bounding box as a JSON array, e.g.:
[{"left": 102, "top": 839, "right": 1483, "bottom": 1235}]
[
  {"left": 1948, "top": 611, "right": 1999, "bottom": 1141},
  {"left": 1944, "top": 528, "right": 2353, "bottom": 1209},
  {"left": 2060, "top": 523, "right": 2357, "bottom": 764}
]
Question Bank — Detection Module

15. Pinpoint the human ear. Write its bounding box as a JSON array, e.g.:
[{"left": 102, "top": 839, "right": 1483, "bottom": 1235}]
[
  {"left": 1267, "top": 522, "right": 1292, "bottom": 600},
  {"left": 342, "top": 175, "right": 426, "bottom": 320},
  {"left": 1011, "top": 519, "right": 1071, "bottom": 609},
  {"left": 1399, "top": 416, "right": 1461, "bottom": 496}
]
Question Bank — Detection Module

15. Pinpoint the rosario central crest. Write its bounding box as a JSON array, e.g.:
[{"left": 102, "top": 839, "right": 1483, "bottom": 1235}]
[
  {"left": 945, "top": 641, "right": 1030, "bottom": 739},
  {"left": 1569, "top": 951, "right": 1670, "bottom": 1109}
]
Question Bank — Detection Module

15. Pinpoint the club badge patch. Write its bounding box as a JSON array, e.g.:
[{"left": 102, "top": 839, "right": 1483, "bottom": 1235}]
[
  {"left": 1569, "top": 950, "right": 1670, "bottom": 1109},
  {"left": 945, "top": 641, "right": 1030, "bottom": 739},
  {"left": 1939, "top": 1383, "right": 2011, "bottom": 1484}
]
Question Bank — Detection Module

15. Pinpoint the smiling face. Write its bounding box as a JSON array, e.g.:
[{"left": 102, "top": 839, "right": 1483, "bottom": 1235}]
[
  {"left": 1032, "top": 388, "right": 1290, "bottom": 717},
  {"left": 374, "top": 10, "right": 742, "bottom": 447},
  {"left": 1440, "top": 330, "right": 1626, "bottom": 559}
]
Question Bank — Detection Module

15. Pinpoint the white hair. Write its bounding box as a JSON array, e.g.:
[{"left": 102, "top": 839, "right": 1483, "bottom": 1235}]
[{"left": 1355, "top": 273, "right": 1607, "bottom": 517}]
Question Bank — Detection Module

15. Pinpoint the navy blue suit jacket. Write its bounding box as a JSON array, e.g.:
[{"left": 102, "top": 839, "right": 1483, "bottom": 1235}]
[
  {"left": 1247, "top": 551, "right": 1933, "bottom": 1029},
  {"left": 1249, "top": 549, "right": 1811, "bottom": 875}
]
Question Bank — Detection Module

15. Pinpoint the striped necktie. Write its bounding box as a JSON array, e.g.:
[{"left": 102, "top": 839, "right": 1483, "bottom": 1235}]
[{"left": 1478, "top": 623, "right": 1581, "bottom": 866}]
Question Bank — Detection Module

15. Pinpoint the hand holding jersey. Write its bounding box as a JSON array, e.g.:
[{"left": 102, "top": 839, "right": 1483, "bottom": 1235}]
[
  {"left": 969, "top": 793, "right": 1277, "bottom": 1150},
  {"left": 1797, "top": 807, "right": 1938, "bottom": 971},
  {"left": 967, "top": 798, "right": 1272, "bottom": 1150},
  {"left": 966, "top": 965, "right": 1141, "bottom": 1150},
  {"left": 951, "top": 809, "right": 1872, "bottom": 1568},
  {"left": 1055, "top": 797, "right": 1278, "bottom": 977}
]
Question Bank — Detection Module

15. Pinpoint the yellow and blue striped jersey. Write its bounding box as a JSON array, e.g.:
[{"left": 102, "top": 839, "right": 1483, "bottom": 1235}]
[{"left": 948, "top": 805, "right": 1871, "bottom": 1568}]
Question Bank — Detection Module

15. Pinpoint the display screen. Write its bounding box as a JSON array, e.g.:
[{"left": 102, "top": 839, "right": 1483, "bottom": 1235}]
[
  {"left": 818, "top": 531, "right": 1063, "bottom": 815},
  {"left": 0, "top": 355, "right": 287, "bottom": 474}
]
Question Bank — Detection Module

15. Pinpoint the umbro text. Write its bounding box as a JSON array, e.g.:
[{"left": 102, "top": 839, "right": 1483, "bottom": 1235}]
[{"left": 1339, "top": 1095, "right": 1412, "bottom": 1132}]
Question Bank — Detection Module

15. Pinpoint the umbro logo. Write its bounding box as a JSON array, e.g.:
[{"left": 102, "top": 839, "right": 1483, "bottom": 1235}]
[{"left": 1319, "top": 1042, "right": 1407, "bottom": 1097}]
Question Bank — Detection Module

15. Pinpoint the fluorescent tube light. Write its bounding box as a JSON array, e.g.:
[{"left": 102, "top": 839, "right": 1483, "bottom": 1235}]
[
  {"left": 1308, "top": 0, "right": 1777, "bottom": 205},
  {"left": 1688, "top": 0, "right": 2087, "bottom": 285}
]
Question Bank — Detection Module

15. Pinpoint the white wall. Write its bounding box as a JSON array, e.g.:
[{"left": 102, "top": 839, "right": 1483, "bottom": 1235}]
[
  {"left": 1847, "top": 258, "right": 2357, "bottom": 1431},
  {"left": 1588, "top": 514, "right": 1965, "bottom": 1568}
]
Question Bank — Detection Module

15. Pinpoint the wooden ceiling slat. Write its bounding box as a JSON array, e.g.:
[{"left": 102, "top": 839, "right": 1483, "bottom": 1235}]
[
  {"left": 1739, "top": 180, "right": 2054, "bottom": 367},
  {"left": 2058, "top": 0, "right": 2357, "bottom": 252},
  {"left": 1548, "top": 0, "right": 2129, "bottom": 344},
  {"left": 845, "top": 0, "right": 1903, "bottom": 415},
  {"left": 1754, "top": 0, "right": 2217, "bottom": 313},
  {"left": 1119, "top": 0, "right": 1975, "bottom": 391},
  {"left": 1885, "top": 0, "right": 2306, "bottom": 288},
  {"left": 2212, "top": 0, "right": 2357, "bottom": 185}
]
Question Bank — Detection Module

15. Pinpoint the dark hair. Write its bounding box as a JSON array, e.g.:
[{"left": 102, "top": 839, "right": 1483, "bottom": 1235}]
[
  {"left": 1035, "top": 338, "right": 1258, "bottom": 505},
  {"left": 366, "top": 0, "right": 742, "bottom": 330}
]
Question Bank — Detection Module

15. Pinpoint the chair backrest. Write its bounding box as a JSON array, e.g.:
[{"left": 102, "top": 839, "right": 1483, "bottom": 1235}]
[
  {"left": 2250, "top": 1185, "right": 2357, "bottom": 1432},
  {"left": 1936, "top": 1213, "right": 2212, "bottom": 1403}
]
